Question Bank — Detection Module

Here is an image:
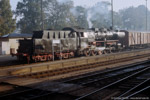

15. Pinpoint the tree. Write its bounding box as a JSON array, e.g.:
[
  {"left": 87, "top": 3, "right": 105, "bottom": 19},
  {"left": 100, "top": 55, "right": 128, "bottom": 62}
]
[
  {"left": 0, "top": 10, "right": 3, "bottom": 26},
  {"left": 89, "top": 1, "right": 111, "bottom": 29},
  {"left": 0, "top": 17, "right": 2, "bottom": 25},
  {"left": 45, "top": 0, "right": 77, "bottom": 29},
  {"left": 16, "top": 0, "right": 77, "bottom": 32},
  {"left": 113, "top": 12, "right": 123, "bottom": 30},
  {"left": 119, "top": 5, "right": 150, "bottom": 31},
  {"left": 0, "top": 0, "right": 16, "bottom": 36},
  {"left": 73, "top": 6, "right": 89, "bottom": 29},
  {"left": 16, "top": 0, "right": 42, "bottom": 33},
  {"left": 0, "top": 10, "right": 3, "bottom": 24},
  {"left": 0, "top": 10, "right": 3, "bottom": 36}
]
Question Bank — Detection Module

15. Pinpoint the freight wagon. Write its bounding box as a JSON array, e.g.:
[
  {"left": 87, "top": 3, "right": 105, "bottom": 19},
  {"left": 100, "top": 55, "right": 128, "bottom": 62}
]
[{"left": 119, "top": 30, "right": 150, "bottom": 48}]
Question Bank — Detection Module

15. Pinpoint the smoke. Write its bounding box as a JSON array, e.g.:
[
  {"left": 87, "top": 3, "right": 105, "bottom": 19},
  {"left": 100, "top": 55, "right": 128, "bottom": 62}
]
[
  {"left": 70, "top": 7, "right": 85, "bottom": 17},
  {"left": 87, "top": 10, "right": 93, "bottom": 28},
  {"left": 57, "top": 0, "right": 111, "bottom": 28},
  {"left": 70, "top": 8, "right": 79, "bottom": 17},
  {"left": 57, "top": 0, "right": 72, "bottom": 4},
  {"left": 87, "top": 1, "right": 111, "bottom": 28},
  {"left": 91, "top": 2, "right": 110, "bottom": 15}
]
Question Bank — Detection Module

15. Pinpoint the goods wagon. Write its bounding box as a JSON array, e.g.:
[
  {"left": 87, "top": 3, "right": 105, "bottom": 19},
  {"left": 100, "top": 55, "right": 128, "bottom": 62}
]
[{"left": 119, "top": 30, "right": 150, "bottom": 48}]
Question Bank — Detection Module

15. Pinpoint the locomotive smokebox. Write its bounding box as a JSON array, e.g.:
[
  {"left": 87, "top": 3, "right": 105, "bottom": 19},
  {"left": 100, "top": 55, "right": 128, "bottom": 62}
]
[{"left": 113, "top": 32, "right": 125, "bottom": 38}]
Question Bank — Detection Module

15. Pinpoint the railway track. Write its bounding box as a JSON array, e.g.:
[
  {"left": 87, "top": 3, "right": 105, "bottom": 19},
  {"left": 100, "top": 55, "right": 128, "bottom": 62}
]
[
  {"left": 0, "top": 53, "right": 93, "bottom": 75},
  {"left": 117, "top": 78, "right": 150, "bottom": 99},
  {"left": 0, "top": 61, "right": 150, "bottom": 100},
  {"left": 0, "top": 48, "right": 149, "bottom": 78},
  {"left": 19, "top": 53, "right": 150, "bottom": 78},
  {"left": 75, "top": 67, "right": 150, "bottom": 100},
  {"left": 62, "top": 63, "right": 148, "bottom": 85},
  {"left": 0, "top": 49, "right": 150, "bottom": 100}
]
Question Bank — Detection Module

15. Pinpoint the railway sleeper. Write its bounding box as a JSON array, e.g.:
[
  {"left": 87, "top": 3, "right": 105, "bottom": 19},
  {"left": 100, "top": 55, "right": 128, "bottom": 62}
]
[{"left": 18, "top": 54, "right": 150, "bottom": 78}]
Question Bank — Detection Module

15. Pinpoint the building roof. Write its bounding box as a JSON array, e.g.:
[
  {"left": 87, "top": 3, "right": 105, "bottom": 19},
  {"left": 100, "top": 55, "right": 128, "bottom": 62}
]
[{"left": 1, "top": 33, "right": 32, "bottom": 38}]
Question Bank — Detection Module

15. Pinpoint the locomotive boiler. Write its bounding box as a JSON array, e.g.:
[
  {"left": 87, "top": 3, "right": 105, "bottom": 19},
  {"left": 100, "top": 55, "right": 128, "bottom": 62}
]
[{"left": 16, "top": 27, "right": 125, "bottom": 63}]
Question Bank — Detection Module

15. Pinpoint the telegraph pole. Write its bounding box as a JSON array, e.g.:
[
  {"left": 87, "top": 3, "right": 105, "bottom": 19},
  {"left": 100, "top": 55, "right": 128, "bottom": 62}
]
[
  {"left": 111, "top": 0, "right": 114, "bottom": 30},
  {"left": 41, "top": 0, "right": 44, "bottom": 30},
  {"left": 146, "top": 0, "right": 148, "bottom": 31}
]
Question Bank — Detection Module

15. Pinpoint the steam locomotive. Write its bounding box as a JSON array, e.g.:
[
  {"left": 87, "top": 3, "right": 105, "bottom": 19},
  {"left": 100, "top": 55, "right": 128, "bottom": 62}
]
[{"left": 16, "top": 27, "right": 125, "bottom": 63}]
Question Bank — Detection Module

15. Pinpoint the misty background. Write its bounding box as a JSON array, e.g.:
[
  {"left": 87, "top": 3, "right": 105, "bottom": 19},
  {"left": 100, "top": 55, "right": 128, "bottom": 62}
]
[{"left": 6, "top": 0, "right": 150, "bottom": 33}]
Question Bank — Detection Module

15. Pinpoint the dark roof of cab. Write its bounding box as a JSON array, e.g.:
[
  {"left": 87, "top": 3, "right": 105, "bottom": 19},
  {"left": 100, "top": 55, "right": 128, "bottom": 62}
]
[{"left": 1, "top": 33, "right": 32, "bottom": 38}]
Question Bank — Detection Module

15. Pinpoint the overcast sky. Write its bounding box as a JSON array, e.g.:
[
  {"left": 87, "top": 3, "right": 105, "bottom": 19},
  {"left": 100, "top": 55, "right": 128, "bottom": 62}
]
[{"left": 10, "top": 0, "right": 150, "bottom": 11}]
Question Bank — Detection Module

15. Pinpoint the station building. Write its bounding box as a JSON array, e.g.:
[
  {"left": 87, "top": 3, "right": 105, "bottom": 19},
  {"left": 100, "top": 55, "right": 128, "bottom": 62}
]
[{"left": 0, "top": 33, "right": 32, "bottom": 55}]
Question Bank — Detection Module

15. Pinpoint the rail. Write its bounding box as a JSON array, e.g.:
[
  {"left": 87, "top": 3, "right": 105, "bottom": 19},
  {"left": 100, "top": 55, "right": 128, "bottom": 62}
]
[
  {"left": 0, "top": 62, "right": 149, "bottom": 100},
  {"left": 10, "top": 48, "right": 150, "bottom": 76},
  {"left": 75, "top": 67, "right": 150, "bottom": 100}
]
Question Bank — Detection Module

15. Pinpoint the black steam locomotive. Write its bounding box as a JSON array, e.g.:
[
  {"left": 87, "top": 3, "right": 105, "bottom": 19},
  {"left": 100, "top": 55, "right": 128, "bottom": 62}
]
[{"left": 15, "top": 27, "right": 126, "bottom": 63}]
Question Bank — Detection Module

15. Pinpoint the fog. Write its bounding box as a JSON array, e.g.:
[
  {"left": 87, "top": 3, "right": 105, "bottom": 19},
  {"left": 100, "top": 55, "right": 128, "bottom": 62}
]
[{"left": 10, "top": 0, "right": 150, "bottom": 12}]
